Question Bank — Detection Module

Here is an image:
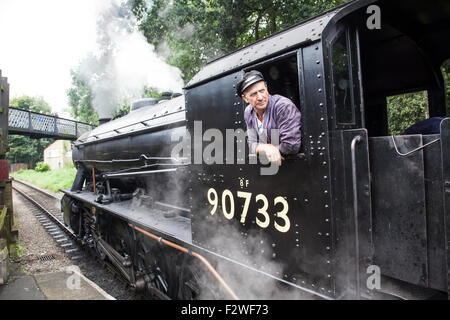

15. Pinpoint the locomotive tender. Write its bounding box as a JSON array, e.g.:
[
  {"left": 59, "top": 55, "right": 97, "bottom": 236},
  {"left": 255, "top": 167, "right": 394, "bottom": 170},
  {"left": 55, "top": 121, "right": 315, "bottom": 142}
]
[{"left": 61, "top": 0, "right": 450, "bottom": 299}]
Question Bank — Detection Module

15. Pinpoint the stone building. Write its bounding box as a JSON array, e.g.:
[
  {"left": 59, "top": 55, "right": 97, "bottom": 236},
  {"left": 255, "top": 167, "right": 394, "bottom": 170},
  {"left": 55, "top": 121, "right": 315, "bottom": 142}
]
[{"left": 43, "top": 140, "right": 72, "bottom": 170}]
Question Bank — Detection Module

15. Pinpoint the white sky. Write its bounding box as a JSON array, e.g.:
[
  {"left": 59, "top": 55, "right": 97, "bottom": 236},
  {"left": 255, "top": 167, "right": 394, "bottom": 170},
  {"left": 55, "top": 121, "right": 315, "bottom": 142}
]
[{"left": 0, "top": 0, "right": 105, "bottom": 118}]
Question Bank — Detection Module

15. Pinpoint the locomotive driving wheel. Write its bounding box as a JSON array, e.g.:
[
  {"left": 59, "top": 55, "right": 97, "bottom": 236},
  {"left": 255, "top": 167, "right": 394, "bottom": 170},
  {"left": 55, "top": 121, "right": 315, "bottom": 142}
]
[
  {"left": 177, "top": 256, "right": 223, "bottom": 300},
  {"left": 135, "top": 240, "right": 178, "bottom": 299}
]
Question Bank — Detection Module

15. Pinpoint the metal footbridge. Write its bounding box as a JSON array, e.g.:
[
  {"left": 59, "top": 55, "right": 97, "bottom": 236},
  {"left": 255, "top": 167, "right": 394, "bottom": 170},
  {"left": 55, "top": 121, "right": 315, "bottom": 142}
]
[{"left": 8, "top": 107, "right": 94, "bottom": 140}]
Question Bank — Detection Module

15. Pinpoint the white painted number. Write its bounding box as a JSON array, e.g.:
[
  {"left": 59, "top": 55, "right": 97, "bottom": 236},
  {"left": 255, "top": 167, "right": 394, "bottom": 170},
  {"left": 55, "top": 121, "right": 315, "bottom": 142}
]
[
  {"left": 237, "top": 191, "right": 252, "bottom": 223},
  {"left": 222, "top": 189, "right": 235, "bottom": 219},
  {"left": 206, "top": 188, "right": 291, "bottom": 233},
  {"left": 274, "top": 196, "right": 290, "bottom": 233},
  {"left": 207, "top": 188, "right": 218, "bottom": 215},
  {"left": 255, "top": 194, "right": 270, "bottom": 229}
]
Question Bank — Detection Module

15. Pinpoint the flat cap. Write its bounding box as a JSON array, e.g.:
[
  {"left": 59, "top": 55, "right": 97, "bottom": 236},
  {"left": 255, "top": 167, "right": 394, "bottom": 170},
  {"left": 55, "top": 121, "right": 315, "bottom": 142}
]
[{"left": 236, "top": 70, "right": 265, "bottom": 96}]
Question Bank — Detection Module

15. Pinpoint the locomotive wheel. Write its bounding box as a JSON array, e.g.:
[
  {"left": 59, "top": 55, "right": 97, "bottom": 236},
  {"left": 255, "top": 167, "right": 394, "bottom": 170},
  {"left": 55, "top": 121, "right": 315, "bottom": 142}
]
[
  {"left": 108, "top": 219, "right": 134, "bottom": 258},
  {"left": 135, "top": 240, "right": 178, "bottom": 299},
  {"left": 177, "top": 256, "right": 222, "bottom": 300}
]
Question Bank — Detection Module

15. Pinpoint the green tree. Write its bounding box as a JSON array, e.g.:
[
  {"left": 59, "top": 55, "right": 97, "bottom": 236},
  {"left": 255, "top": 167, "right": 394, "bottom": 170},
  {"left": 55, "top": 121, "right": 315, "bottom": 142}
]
[
  {"left": 387, "top": 91, "right": 429, "bottom": 135},
  {"left": 10, "top": 95, "right": 52, "bottom": 113},
  {"left": 442, "top": 59, "right": 450, "bottom": 114},
  {"left": 387, "top": 60, "right": 449, "bottom": 135},
  {"left": 130, "top": 0, "right": 350, "bottom": 82},
  {"left": 66, "top": 69, "right": 99, "bottom": 125},
  {"left": 7, "top": 96, "right": 54, "bottom": 168}
]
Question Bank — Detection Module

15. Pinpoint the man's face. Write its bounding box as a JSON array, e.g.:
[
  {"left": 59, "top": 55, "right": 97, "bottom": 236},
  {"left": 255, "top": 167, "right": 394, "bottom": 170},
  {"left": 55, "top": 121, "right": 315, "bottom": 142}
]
[{"left": 242, "top": 81, "right": 269, "bottom": 115}]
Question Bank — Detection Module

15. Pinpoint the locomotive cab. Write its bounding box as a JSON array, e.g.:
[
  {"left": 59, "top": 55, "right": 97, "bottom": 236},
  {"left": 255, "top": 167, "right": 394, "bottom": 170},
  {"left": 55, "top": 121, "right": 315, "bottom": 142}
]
[
  {"left": 322, "top": 0, "right": 450, "bottom": 298},
  {"left": 185, "top": 0, "right": 450, "bottom": 299}
]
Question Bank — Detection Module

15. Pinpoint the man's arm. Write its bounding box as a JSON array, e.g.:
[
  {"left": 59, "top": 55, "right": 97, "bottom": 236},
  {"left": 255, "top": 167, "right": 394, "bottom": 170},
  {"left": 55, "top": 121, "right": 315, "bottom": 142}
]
[
  {"left": 275, "top": 98, "right": 302, "bottom": 155},
  {"left": 255, "top": 143, "right": 283, "bottom": 165}
]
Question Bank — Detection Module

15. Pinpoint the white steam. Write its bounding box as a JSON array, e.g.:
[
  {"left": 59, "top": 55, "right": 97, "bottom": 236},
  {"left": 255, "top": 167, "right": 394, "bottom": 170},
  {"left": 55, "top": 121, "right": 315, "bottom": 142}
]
[{"left": 77, "top": 0, "right": 184, "bottom": 119}]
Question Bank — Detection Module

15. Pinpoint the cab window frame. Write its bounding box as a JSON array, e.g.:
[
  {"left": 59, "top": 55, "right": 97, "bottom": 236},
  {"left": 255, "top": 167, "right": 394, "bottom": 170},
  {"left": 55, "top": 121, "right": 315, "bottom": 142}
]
[
  {"left": 241, "top": 49, "right": 305, "bottom": 157},
  {"left": 330, "top": 27, "right": 363, "bottom": 130}
]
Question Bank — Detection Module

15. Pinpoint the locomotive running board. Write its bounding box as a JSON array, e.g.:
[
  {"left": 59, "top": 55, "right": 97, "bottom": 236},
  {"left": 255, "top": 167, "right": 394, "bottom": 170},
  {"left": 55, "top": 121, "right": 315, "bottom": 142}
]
[{"left": 60, "top": 189, "right": 192, "bottom": 245}]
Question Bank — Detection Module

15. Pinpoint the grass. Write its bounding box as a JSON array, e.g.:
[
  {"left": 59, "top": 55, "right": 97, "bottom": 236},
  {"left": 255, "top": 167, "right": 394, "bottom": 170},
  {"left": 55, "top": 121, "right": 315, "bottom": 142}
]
[
  {"left": 9, "top": 243, "right": 26, "bottom": 260},
  {"left": 11, "top": 166, "right": 77, "bottom": 193}
]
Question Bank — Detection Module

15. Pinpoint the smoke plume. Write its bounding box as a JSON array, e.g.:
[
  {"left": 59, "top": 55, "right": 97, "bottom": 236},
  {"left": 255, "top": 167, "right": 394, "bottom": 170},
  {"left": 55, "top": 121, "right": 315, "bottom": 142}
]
[{"left": 77, "top": 0, "right": 184, "bottom": 119}]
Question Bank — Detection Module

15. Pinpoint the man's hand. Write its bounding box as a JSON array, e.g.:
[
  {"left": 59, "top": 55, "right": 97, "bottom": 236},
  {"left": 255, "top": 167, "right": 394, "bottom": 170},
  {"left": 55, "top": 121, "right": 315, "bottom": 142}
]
[{"left": 256, "top": 144, "right": 284, "bottom": 166}]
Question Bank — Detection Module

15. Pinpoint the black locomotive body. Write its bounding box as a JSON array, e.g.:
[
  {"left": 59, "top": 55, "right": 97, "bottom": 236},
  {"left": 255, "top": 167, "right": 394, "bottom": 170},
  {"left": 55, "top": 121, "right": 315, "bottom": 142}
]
[{"left": 61, "top": 0, "right": 450, "bottom": 299}]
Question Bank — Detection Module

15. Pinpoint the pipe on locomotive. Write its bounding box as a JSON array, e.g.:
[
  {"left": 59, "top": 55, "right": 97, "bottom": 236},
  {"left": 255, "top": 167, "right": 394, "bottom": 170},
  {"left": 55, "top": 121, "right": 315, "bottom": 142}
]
[{"left": 129, "top": 223, "right": 240, "bottom": 300}]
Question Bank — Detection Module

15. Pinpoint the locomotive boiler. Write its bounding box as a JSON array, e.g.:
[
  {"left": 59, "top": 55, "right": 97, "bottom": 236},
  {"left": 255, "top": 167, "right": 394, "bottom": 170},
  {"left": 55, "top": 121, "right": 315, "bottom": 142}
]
[{"left": 61, "top": 0, "right": 450, "bottom": 300}]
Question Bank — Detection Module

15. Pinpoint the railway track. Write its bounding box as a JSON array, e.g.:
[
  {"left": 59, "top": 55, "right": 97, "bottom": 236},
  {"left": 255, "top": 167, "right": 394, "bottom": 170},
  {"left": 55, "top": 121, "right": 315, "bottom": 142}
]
[
  {"left": 12, "top": 180, "right": 80, "bottom": 257},
  {"left": 11, "top": 178, "right": 142, "bottom": 300}
]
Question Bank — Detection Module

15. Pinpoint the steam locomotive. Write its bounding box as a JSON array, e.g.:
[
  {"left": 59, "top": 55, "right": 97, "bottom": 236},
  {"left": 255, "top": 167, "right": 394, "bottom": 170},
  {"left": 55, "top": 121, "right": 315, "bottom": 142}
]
[{"left": 61, "top": 0, "right": 450, "bottom": 299}]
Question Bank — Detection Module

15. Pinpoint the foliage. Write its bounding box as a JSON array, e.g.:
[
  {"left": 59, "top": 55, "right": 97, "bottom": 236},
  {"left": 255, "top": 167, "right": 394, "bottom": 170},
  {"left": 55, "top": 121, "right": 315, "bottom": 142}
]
[
  {"left": 142, "top": 86, "right": 164, "bottom": 99},
  {"left": 387, "top": 60, "right": 450, "bottom": 135},
  {"left": 9, "top": 243, "right": 26, "bottom": 260},
  {"left": 7, "top": 96, "right": 54, "bottom": 168},
  {"left": 67, "top": 65, "right": 168, "bottom": 122},
  {"left": 34, "top": 162, "right": 50, "bottom": 172},
  {"left": 443, "top": 59, "right": 450, "bottom": 115},
  {"left": 9, "top": 95, "right": 52, "bottom": 113},
  {"left": 387, "top": 91, "right": 429, "bottom": 135},
  {"left": 11, "top": 165, "right": 77, "bottom": 194},
  {"left": 66, "top": 69, "right": 99, "bottom": 125},
  {"left": 68, "top": 1, "right": 351, "bottom": 119},
  {"left": 111, "top": 86, "right": 164, "bottom": 118},
  {"left": 130, "top": 0, "right": 350, "bottom": 82},
  {"left": 71, "top": 1, "right": 448, "bottom": 135}
]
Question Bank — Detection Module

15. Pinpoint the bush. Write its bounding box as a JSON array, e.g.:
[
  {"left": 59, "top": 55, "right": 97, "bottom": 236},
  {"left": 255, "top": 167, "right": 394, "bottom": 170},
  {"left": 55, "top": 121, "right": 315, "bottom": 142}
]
[{"left": 35, "top": 162, "right": 50, "bottom": 172}]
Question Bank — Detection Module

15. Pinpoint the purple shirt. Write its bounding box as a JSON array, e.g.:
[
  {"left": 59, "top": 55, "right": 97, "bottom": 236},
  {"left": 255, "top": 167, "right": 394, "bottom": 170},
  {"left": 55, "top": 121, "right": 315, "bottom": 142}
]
[{"left": 244, "top": 94, "right": 302, "bottom": 155}]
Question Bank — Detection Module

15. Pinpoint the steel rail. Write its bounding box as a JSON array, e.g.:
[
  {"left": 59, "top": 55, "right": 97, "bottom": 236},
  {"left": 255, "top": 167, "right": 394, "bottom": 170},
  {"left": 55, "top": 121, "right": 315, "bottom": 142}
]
[
  {"left": 12, "top": 181, "right": 131, "bottom": 289},
  {"left": 12, "top": 183, "right": 75, "bottom": 239}
]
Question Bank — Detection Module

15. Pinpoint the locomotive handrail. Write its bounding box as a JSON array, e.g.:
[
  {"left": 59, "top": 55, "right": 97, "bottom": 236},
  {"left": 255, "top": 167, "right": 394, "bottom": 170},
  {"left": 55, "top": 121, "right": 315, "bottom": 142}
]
[
  {"left": 76, "top": 155, "right": 186, "bottom": 163},
  {"left": 103, "top": 168, "right": 178, "bottom": 178},
  {"left": 351, "top": 135, "right": 362, "bottom": 300},
  {"left": 391, "top": 135, "right": 440, "bottom": 157},
  {"left": 101, "top": 163, "right": 187, "bottom": 176}
]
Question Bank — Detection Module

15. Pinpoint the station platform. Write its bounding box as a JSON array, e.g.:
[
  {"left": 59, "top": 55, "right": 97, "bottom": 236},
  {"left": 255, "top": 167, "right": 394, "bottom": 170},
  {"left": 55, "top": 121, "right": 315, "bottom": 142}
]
[{"left": 0, "top": 270, "right": 116, "bottom": 300}]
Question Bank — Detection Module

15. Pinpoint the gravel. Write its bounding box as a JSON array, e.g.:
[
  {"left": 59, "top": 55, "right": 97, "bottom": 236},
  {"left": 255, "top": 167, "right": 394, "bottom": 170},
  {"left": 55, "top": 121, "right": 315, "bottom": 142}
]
[
  {"left": 12, "top": 192, "right": 75, "bottom": 274},
  {"left": 10, "top": 189, "right": 143, "bottom": 300}
]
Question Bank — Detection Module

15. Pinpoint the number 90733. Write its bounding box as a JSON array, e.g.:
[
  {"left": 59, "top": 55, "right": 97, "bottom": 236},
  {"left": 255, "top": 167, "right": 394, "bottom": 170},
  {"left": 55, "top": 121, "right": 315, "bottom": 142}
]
[{"left": 206, "top": 187, "right": 291, "bottom": 233}]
